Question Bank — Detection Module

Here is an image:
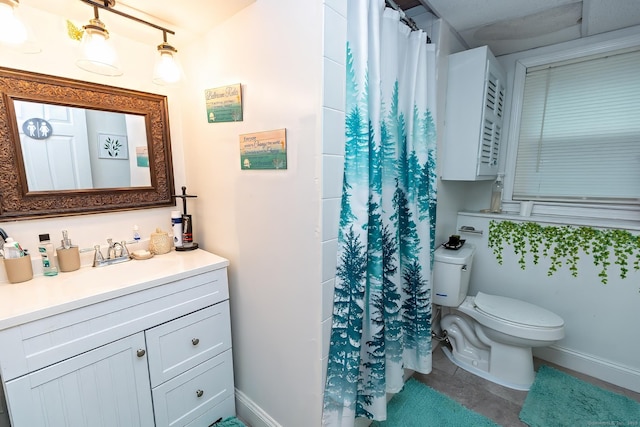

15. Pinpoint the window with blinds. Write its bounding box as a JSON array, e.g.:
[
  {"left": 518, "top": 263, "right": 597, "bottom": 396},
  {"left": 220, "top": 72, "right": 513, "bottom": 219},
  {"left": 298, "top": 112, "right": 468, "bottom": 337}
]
[{"left": 513, "top": 47, "right": 640, "bottom": 204}]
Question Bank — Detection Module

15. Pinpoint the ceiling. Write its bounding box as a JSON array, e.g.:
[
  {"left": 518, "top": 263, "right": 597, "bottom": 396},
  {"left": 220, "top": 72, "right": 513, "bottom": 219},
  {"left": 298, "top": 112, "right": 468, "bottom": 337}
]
[
  {"left": 117, "top": 0, "right": 255, "bottom": 38},
  {"left": 118, "top": 0, "right": 640, "bottom": 56},
  {"left": 25, "top": 0, "right": 255, "bottom": 42},
  {"left": 396, "top": 0, "right": 640, "bottom": 55},
  {"left": 25, "top": 0, "right": 640, "bottom": 57}
]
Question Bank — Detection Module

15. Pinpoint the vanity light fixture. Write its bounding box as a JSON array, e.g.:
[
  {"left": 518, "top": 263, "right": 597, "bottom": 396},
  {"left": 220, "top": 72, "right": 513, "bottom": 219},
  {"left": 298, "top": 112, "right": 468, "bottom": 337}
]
[
  {"left": 152, "top": 31, "right": 182, "bottom": 85},
  {"left": 77, "top": 2, "right": 122, "bottom": 76},
  {"left": 0, "top": 0, "right": 40, "bottom": 53},
  {"left": 77, "top": 0, "right": 180, "bottom": 83}
]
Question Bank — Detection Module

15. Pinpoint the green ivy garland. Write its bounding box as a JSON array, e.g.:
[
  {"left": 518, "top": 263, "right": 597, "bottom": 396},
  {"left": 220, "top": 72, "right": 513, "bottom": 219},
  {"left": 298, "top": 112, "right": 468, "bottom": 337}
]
[{"left": 488, "top": 220, "right": 640, "bottom": 285}]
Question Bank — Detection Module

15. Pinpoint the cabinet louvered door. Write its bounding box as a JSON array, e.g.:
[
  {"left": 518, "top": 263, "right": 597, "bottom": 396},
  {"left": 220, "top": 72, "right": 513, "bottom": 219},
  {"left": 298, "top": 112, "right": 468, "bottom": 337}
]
[
  {"left": 478, "top": 119, "right": 502, "bottom": 175},
  {"left": 477, "top": 60, "right": 506, "bottom": 177},
  {"left": 5, "top": 333, "right": 153, "bottom": 427}
]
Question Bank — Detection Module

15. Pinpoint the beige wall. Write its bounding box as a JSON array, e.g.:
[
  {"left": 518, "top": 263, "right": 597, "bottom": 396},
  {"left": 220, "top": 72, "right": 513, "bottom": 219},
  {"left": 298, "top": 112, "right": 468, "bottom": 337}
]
[{"left": 177, "top": 0, "right": 325, "bottom": 425}]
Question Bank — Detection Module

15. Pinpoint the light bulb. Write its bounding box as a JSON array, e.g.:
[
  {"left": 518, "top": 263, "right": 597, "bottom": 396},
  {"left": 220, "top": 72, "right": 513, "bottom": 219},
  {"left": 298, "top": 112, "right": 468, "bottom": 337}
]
[
  {"left": 153, "top": 42, "right": 181, "bottom": 85},
  {"left": 76, "top": 18, "right": 122, "bottom": 76},
  {"left": 154, "top": 51, "right": 180, "bottom": 84}
]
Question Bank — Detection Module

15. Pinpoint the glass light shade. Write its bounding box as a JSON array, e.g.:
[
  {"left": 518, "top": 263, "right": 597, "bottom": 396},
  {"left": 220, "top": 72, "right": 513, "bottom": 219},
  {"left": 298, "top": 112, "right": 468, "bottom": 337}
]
[
  {"left": 76, "top": 19, "right": 122, "bottom": 76},
  {"left": 152, "top": 43, "right": 181, "bottom": 85},
  {"left": 0, "top": 1, "right": 27, "bottom": 45}
]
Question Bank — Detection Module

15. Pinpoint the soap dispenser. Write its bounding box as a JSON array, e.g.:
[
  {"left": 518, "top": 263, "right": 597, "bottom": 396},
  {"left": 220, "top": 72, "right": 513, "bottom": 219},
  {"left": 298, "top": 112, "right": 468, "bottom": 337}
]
[{"left": 56, "top": 230, "right": 81, "bottom": 272}]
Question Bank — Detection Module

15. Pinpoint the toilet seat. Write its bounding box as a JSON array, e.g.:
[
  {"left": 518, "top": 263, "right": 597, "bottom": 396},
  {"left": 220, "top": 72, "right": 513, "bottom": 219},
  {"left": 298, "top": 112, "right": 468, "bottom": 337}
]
[
  {"left": 457, "top": 293, "right": 565, "bottom": 341},
  {"left": 474, "top": 292, "right": 564, "bottom": 328}
]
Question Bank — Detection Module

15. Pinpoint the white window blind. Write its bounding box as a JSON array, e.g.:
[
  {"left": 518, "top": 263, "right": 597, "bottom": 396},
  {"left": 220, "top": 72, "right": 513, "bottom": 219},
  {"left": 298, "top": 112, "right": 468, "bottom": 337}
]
[{"left": 513, "top": 48, "right": 640, "bottom": 204}]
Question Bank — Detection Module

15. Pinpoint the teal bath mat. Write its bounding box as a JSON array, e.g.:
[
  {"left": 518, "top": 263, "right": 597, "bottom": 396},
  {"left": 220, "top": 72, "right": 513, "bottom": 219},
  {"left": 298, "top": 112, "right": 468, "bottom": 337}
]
[
  {"left": 371, "top": 377, "right": 499, "bottom": 427},
  {"left": 520, "top": 365, "right": 640, "bottom": 426},
  {"left": 214, "top": 416, "right": 247, "bottom": 427}
]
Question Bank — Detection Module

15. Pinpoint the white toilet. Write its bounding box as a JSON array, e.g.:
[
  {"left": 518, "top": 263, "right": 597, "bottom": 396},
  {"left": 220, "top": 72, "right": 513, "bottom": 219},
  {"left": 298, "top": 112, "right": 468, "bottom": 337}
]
[{"left": 433, "top": 243, "right": 565, "bottom": 390}]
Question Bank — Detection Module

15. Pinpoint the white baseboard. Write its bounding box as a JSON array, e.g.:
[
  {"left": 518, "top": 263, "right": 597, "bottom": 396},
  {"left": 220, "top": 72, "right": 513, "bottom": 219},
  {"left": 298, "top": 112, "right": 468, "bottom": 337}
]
[
  {"left": 235, "top": 388, "right": 282, "bottom": 427},
  {"left": 534, "top": 345, "right": 640, "bottom": 393}
]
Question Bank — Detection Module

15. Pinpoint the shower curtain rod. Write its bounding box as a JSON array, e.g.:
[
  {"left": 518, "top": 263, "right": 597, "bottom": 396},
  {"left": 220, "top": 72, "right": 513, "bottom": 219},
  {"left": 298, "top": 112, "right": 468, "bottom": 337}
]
[
  {"left": 385, "top": 0, "right": 431, "bottom": 42},
  {"left": 385, "top": 0, "right": 419, "bottom": 31}
]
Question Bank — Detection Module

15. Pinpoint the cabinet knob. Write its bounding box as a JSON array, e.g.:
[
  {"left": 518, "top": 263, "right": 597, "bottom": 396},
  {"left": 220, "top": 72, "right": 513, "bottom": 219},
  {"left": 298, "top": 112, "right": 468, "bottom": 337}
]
[
  {"left": 196, "top": 389, "right": 204, "bottom": 398},
  {"left": 192, "top": 338, "right": 200, "bottom": 346},
  {"left": 136, "top": 349, "right": 146, "bottom": 357}
]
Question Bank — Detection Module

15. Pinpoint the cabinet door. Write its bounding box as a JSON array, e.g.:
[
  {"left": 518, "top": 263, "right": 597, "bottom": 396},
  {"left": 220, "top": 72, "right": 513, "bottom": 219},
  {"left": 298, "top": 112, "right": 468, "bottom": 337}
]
[
  {"left": 476, "top": 58, "right": 506, "bottom": 177},
  {"left": 5, "top": 333, "right": 153, "bottom": 427}
]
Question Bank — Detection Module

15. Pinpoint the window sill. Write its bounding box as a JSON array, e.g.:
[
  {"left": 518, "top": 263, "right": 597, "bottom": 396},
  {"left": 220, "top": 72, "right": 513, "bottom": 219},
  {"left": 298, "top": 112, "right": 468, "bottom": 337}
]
[{"left": 459, "top": 210, "right": 640, "bottom": 232}]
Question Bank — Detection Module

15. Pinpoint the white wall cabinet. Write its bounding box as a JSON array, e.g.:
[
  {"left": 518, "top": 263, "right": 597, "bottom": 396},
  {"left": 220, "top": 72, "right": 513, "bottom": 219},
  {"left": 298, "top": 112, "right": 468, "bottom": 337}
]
[
  {"left": 0, "top": 250, "right": 234, "bottom": 427},
  {"left": 441, "top": 45, "right": 506, "bottom": 181}
]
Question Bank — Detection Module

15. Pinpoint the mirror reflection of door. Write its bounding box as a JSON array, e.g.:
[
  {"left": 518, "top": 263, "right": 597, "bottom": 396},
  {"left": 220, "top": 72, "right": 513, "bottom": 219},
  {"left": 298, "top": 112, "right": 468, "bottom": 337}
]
[{"left": 15, "top": 100, "right": 93, "bottom": 191}]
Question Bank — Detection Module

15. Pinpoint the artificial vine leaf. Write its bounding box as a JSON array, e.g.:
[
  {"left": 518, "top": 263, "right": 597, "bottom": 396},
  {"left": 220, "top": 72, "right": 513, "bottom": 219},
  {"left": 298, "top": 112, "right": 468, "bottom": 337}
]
[{"left": 488, "top": 220, "right": 640, "bottom": 285}]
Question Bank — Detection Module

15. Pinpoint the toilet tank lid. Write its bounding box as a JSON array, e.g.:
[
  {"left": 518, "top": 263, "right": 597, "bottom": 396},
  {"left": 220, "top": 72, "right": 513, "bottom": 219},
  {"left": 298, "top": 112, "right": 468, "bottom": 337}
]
[
  {"left": 474, "top": 292, "right": 565, "bottom": 328},
  {"left": 435, "top": 244, "right": 475, "bottom": 264}
]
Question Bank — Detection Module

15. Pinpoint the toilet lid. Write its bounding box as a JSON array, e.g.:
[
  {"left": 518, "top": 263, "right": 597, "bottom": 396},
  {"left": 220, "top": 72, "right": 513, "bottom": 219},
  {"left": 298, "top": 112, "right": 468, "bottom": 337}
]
[{"left": 474, "top": 292, "right": 564, "bottom": 328}]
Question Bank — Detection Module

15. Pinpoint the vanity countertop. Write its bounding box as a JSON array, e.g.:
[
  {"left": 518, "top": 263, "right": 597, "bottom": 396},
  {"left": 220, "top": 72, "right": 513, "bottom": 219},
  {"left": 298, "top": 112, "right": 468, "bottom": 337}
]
[{"left": 0, "top": 249, "right": 229, "bottom": 330}]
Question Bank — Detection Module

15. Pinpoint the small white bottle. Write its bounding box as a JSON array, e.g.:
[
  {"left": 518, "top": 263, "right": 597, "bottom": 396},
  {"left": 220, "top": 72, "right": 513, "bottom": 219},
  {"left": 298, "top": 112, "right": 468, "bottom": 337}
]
[
  {"left": 133, "top": 225, "right": 141, "bottom": 242},
  {"left": 38, "top": 233, "right": 58, "bottom": 276},
  {"left": 171, "top": 211, "right": 182, "bottom": 247}
]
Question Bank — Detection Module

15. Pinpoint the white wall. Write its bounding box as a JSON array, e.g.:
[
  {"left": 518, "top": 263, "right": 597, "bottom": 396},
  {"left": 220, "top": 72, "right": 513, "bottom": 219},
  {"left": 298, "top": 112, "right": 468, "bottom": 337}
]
[
  {"left": 177, "top": 0, "right": 325, "bottom": 425},
  {"left": 320, "top": 0, "right": 347, "bottom": 410},
  {"left": 85, "top": 110, "right": 130, "bottom": 188}
]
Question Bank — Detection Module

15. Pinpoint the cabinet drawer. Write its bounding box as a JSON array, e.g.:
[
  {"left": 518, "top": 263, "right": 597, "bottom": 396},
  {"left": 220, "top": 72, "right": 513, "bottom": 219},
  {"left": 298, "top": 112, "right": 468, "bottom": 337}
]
[
  {"left": 152, "top": 349, "right": 235, "bottom": 427},
  {"left": 146, "top": 302, "right": 231, "bottom": 386}
]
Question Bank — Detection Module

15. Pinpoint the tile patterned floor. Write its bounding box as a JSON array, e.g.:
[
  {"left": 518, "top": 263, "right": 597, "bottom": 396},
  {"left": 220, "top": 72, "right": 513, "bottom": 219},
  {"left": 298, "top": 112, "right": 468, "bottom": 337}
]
[{"left": 413, "top": 346, "right": 640, "bottom": 427}]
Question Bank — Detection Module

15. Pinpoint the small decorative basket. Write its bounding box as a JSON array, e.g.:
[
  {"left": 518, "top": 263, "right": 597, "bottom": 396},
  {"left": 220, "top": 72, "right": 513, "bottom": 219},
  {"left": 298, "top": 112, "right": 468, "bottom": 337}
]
[{"left": 149, "top": 228, "right": 172, "bottom": 255}]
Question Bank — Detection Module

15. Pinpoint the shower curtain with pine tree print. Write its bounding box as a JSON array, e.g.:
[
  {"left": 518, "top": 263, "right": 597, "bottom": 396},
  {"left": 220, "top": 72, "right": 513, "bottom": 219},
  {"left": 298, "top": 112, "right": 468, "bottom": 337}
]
[{"left": 322, "top": 1, "right": 437, "bottom": 425}]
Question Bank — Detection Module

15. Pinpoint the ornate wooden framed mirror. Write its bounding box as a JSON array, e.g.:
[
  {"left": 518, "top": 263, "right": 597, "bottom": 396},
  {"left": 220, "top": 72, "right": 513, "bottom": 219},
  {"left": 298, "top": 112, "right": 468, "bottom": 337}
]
[{"left": 0, "top": 67, "right": 175, "bottom": 219}]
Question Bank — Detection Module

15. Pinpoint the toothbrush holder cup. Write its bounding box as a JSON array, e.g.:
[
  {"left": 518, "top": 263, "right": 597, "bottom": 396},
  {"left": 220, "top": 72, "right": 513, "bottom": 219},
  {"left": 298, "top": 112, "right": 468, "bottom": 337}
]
[{"left": 3, "top": 254, "right": 34, "bottom": 283}]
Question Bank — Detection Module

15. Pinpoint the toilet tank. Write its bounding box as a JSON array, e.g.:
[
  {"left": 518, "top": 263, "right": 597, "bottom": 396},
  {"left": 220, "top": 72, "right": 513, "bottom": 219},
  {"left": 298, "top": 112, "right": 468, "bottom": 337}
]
[{"left": 433, "top": 244, "right": 476, "bottom": 307}]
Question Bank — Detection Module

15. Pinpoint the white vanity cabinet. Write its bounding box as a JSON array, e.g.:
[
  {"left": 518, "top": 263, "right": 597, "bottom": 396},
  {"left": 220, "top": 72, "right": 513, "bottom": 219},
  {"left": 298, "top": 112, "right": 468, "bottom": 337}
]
[
  {"left": 441, "top": 45, "right": 506, "bottom": 181},
  {"left": 0, "top": 250, "right": 234, "bottom": 427}
]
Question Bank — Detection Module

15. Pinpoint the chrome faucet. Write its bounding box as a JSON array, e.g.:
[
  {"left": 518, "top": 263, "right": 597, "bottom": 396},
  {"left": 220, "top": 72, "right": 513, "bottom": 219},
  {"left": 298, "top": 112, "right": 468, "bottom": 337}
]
[
  {"left": 93, "top": 239, "right": 131, "bottom": 267},
  {"left": 107, "top": 238, "right": 116, "bottom": 259}
]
